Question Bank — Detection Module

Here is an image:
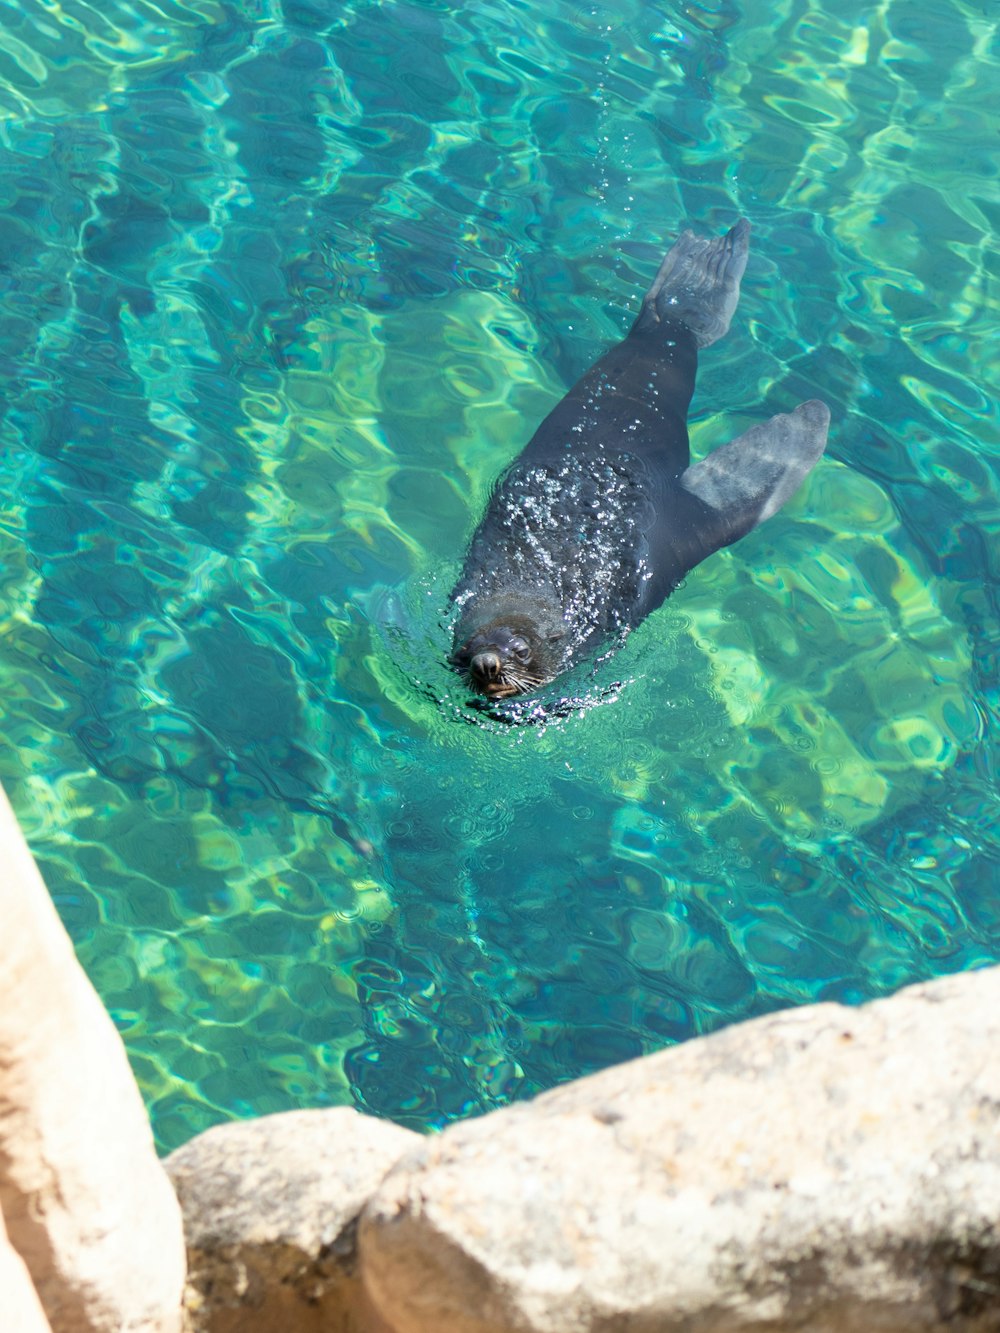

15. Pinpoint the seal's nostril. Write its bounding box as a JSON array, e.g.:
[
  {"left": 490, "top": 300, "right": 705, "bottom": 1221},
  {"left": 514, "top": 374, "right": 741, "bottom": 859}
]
[{"left": 471, "top": 651, "right": 501, "bottom": 680}]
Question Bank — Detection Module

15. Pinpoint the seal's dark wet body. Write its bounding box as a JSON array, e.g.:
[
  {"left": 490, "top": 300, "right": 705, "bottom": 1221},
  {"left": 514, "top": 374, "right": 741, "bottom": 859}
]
[
  {"left": 454, "top": 323, "right": 697, "bottom": 656},
  {"left": 449, "top": 220, "right": 830, "bottom": 700}
]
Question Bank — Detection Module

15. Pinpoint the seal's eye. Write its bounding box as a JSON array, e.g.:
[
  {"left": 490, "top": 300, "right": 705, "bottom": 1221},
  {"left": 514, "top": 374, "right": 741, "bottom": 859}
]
[{"left": 509, "top": 636, "right": 531, "bottom": 662}]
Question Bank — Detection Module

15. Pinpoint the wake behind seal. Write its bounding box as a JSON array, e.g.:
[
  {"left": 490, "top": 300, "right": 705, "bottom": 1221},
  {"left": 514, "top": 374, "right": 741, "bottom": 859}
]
[{"left": 449, "top": 219, "right": 830, "bottom": 701}]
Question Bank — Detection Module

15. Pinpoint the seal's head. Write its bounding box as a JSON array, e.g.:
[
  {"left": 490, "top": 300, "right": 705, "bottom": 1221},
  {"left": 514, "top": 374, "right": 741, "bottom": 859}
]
[{"left": 451, "top": 614, "right": 560, "bottom": 699}]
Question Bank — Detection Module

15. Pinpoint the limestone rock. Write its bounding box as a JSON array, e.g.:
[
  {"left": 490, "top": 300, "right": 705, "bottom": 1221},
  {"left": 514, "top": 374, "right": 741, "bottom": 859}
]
[
  {"left": 360, "top": 966, "right": 1000, "bottom": 1333},
  {"left": 166, "top": 1107, "right": 419, "bottom": 1332},
  {"left": 1, "top": 1204, "right": 52, "bottom": 1332},
  {"left": 0, "top": 782, "right": 186, "bottom": 1332}
]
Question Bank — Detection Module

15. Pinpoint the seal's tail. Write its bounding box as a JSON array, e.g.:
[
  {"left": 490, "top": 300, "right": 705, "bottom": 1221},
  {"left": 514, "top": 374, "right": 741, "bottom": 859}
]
[{"left": 637, "top": 218, "right": 750, "bottom": 348}]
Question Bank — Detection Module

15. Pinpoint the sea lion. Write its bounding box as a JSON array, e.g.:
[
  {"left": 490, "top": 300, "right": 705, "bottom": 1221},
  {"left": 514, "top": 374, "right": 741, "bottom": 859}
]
[{"left": 449, "top": 219, "right": 830, "bottom": 700}]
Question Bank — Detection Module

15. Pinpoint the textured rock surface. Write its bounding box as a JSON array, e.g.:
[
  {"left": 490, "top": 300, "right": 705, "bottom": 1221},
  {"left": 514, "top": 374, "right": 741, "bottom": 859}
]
[
  {"left": 166, "top": 1107, "right": 418, "bottom": 1332},
  {"left": 1, "top": 1204, "right": 52, "bottom": 1332},
  {"left": 360, "top": 967, "right": 1000, "bottom": 1333},
  {"left": 0, "top": 782, "right": 186, "bottom": 1333}
]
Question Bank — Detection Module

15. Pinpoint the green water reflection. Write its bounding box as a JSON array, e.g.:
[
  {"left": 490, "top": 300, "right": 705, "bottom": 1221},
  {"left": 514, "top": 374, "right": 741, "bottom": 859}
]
[{"left": 0, "top": 0, "right": 995, "bottom": 1147}]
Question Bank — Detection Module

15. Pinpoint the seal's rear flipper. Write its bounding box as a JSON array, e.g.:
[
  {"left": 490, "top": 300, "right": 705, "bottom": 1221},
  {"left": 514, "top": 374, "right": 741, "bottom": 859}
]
[
  {"left": 637, "top": 218, "right": 751, "bottom": 348},
  {"left": 679, "top": 399, "right": 830, "bottom": 554}
]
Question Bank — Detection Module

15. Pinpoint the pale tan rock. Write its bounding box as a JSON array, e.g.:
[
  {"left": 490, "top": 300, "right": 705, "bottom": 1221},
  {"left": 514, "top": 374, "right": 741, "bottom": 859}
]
[
  {"left": 360, "top": 966, "right": 1000, "bottom": 1333},
  {"left": 166, "top": 1107, "right": 418, "bottom": 1332},
  {"left": 0, "top": 782, "right": 185, "bottom": 1332},
  {"left": 0, "top": 1203, "right": 52, "bottom": 1332}
]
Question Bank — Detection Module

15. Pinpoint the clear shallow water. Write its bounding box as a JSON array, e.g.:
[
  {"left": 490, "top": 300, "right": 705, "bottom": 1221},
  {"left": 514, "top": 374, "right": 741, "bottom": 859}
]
[{"left": 0, "top": 0, "right": 996, "bottom": 1148}]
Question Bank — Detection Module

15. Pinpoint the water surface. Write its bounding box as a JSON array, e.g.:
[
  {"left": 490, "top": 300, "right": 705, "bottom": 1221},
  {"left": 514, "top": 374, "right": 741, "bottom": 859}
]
[{"left": 0, "top": 0, "right": 996, "bottom": 1148}]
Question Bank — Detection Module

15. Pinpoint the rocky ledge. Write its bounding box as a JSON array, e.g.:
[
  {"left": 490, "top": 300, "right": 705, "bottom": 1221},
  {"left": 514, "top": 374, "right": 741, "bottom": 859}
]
[{"left": 167, "top": 966, "right": 1000, "bottom": 1333}]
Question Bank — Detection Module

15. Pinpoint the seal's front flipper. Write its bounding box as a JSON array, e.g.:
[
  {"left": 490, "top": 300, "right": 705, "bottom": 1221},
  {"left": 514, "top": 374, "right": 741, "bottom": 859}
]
[
  {"left": 679, "top": 399, "right": 830, "bottom": 554},
  {"left": 637, "top": 218, "right": 751, "bottom": 348}
]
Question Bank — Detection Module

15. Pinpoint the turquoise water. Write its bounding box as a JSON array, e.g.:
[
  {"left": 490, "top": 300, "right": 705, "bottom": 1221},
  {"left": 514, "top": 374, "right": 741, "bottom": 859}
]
[{"left": 0, "top": 0, "right": 996, "bottom": 1149}]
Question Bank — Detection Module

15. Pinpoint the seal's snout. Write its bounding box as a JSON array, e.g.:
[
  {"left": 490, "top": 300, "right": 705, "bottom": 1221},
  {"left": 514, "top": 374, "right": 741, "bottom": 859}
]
[
  {"left": 470, "top": 650, "right": 502, "bottom": 683},
  {"left": 469, "top": 647, "right": 517, "bottom": 698},
  {"left": 453, "top": 619, "right": 551, "bottom": 699}
]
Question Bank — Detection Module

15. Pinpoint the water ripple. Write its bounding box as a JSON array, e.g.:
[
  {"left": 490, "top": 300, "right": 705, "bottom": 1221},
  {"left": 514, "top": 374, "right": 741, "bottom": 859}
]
[{"left": 0, "top": 0, "right": 995, "bottom": 1147}]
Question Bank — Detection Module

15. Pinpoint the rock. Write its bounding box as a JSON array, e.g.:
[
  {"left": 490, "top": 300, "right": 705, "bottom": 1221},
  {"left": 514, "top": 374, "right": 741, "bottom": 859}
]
[
  {"left": 166, "top": 1107, "right": 419, "bottom": 1332},
  {"left": 1, "top": 1204, "right": 52, "bottom": 1332},
  {"left": 360, "top": 966, "right": 1000, "bottom": 1333},
  {"left": 0, "top": 782, "right": 186, "bottom": 1332}
]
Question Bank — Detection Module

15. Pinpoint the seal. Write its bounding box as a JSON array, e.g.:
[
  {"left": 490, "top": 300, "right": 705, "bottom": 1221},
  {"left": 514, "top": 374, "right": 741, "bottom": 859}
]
[{"left": 450, "top": 219, "right": 830, "bottom": 700}]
